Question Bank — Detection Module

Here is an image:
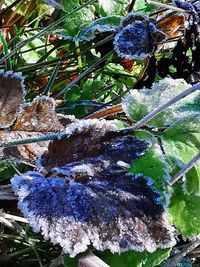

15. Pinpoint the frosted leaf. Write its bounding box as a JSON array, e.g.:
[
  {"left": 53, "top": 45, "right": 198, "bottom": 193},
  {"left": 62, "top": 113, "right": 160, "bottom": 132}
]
[
  {"left": 38, "top": 119, "right": 148, "bottom": 173},
  {"left": 0, "top": 71, "right": 25, "bottom": 128},
  {"left": 174, "top": 0, "right": 200, "bottom": 13},
  {"left": 11, "top": 171, "right": 176, "bottom": 257},
  {"left": 113, "top": 14, "right": 164, "bottom": 60},
  {"left": 122, "top": 77, "right": 200, "bottom": 127},
  {"left": 12, "top": 96, "right": 76, "bottom": 132},
  {"left": 98, "top": 0, "right": 115, "bottom": 13}
]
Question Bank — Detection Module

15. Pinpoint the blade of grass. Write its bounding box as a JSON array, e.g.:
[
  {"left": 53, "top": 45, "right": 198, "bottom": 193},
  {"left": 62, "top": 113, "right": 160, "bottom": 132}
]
[
  {"left": 0, "top": 0, "right": 96, "bottom": 65},
  {"left": 54, "top": 50, "right": 114, "bottom": 98},
  {"left": 43, "top": 61, "right": 60, "bottom": 95},
  {"left": 0, "top": 30, "right": 12, "bottom": 70},
  {"left": 0, "top": 132, "right": 69, "bottom": 148}
]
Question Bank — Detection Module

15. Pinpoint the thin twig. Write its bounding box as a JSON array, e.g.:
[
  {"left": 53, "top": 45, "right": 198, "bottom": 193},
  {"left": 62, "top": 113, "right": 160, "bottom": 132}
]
[
  {"left": 169, "top": 152, "right": 200, "bottom": 186},
  {"left": 0, "top": 184, "right": 17, "bottom": 200},
  {"left": 0, "top": 216, "right": 15, "bottom": 229},
  {"left": 4, "top": 213, "right": 28, "bottom": 224}
]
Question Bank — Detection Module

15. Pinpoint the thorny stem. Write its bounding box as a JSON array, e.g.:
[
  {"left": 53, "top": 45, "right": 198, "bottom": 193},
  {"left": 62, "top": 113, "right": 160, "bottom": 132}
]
[
  {"left": 124, "top": 82, "right": 200, "bottom": 131},
  {"left": 54, "top": 50, "right": 114, "bottom": 98},
  {"left": 169, "top": 152, "right": 200, "bottom": 186}
]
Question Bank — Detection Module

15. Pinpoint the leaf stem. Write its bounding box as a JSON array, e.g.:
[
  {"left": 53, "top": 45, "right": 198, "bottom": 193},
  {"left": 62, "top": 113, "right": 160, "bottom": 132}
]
[{"left": 79, "top": 252, "right": 110, "bottom": 267}]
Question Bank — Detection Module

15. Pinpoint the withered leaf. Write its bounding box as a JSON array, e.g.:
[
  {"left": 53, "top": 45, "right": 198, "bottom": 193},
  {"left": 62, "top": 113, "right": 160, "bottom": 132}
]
[
  {"left": 11, "top": 120, "right": 176, "bottom": 257},
  {"left": 12, "top": 96, "right": 76, "bottom": 132},
  {"left": 11, "top": 171, "right": 176, "bottom": 257},
  {"left": 0, "top": 96, "right": 76, "bottom": 163},
  {"left": 39, "top": 119, "right": 148, "bottom": 174},
  {"left": 0, "top": 71, "right": 25, "bottom": 128}
]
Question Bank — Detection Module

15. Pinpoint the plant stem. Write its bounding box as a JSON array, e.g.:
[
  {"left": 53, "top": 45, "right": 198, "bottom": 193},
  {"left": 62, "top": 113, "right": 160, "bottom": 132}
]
[
  {"left": 146, "top": 0, "right": 189, "bottom": 13},
  {"left": 0, "top": 132, "right": 69, "bottom": 148},
  {"left": 169, "top": 152, "right": 200, "bottom": 186}
]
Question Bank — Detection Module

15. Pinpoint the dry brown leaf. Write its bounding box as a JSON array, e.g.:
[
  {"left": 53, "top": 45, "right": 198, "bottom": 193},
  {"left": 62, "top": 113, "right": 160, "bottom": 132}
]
[
  {"left": 12, "top": 96, "right": 76, "bottom": 132},
  {"left": 0, "top": 71, "right": 25, "bottom": 128}
]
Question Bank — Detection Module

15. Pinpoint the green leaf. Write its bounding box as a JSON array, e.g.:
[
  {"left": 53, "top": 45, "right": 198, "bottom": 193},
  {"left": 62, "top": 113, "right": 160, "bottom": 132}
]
[
  {"left": 99, "top": 248, "right": 171, "bottom": 267},
  {"left": 122, "top": 78, "right": 199, "bottom": 127},
  {"left": 134, "top": 0, "right": 156, "bottom": 13},
  {"left": 169, "top": 183, "right": 200, "bottom": 236},
  {"left": 161, "top": 114, "right": 200, "bottom": 196},
  {"left": 0, "top": 162, "right": 16, "bottom": 180},
  {"left": 128, "top": 142, "right": 170, "bottom": 198},
  {"left": 161, "top": 114, "right": 200, "bottom": 236},
  {"left": 96, "top": 0, "right": 130, "bottom": 16},
  {"left": 58, "top": 0, "right": 95, "bottom": 39},
  {"left": 82, "top": 79, "right": 105, "bottom": 99},
  {"left": 64, "top": 85, "right": 82, "bottom": 102}
]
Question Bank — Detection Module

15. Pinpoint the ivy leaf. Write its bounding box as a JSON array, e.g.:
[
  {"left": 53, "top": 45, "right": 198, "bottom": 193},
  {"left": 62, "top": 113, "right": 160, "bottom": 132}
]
[
  {"left": 100, "top": 248, "right": 171, "bottom": 267},
  {"left": 122, "top": 78, "right": 199, "bottom": 127}
]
